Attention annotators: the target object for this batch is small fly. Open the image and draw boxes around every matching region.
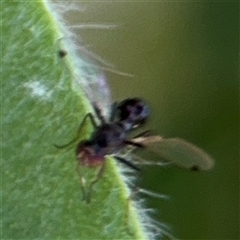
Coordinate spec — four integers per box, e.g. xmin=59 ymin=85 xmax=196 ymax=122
xmin=55 ymin=98 xmax=214 ymax=202
xmin=55 ymin=98 xmax=148 ymax=202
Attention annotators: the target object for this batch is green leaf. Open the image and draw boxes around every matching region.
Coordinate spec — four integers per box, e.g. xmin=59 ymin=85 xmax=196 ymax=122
xmin=2 ymin=1 xmax=159 ymax=239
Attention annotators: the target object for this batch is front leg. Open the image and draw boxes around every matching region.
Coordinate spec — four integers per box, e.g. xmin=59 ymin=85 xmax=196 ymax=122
xmin=54 ymin=112 xmax=98 ymax=149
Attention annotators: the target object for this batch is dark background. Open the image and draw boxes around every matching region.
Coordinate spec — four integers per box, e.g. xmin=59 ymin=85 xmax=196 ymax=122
xmin=65 ymin=2 xmax=239 ymax=239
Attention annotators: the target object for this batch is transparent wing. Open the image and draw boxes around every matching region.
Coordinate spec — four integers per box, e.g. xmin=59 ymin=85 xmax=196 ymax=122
xmin=74 ymin=62 xmax=112 ymax=119
xmin=131 ymin=136 xmax=214 ymax=171
xmin=58 ymin=36 xmax=112 ymax=120
xmin=83 ymin=71 xmax=111 ymax=119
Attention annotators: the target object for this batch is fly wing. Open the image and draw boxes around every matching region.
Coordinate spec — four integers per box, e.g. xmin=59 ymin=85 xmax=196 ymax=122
xmin=84 ymin=71 xmax=111 ymax=119
xmin=132 ymin=136 xmax=214 ymax=171
xmin=75 ymin=62 xmax=111 ymax=119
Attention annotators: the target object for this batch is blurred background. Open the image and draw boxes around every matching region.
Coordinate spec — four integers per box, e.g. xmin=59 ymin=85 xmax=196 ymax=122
xmin=63 ymin=2 xmax=239 ymax=239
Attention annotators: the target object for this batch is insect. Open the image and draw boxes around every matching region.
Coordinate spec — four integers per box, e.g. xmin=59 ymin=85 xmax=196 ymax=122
xmin=55 ymin=98 xmax=214 ymax=202
xmin=55 ymin=98 xmax=148 ymax=202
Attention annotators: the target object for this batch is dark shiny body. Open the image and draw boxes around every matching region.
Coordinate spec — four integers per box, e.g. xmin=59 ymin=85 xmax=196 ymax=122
xmin=90 ymin=123 xmax=126 ymax=154
xmin=55 ymin=97 xmax=214 ymax=203
xmin=76 ymin=122 xmax=127 ymax=167
xmin=117 ymin=98 xmax=148 ymax=130
xmin=75 ymin=98 xmax=148 ymax=168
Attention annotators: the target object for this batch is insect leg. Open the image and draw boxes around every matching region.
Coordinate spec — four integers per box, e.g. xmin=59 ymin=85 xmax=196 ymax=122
xmin=92 ymin=102 xmax=106 ymax=124
xmin=86 ymin=112 xmax=98 ymax=129
xmin=114 ymin=156 xmax=140 ymax=171
xmin=133 ymin=130 xmax=151 ymax=138
xmin=54 ymin=112 xmax=98 ymax=149
xmin=109 ymin=101 xmax=118 ymax=122
xmin=76 ymin=164 xmax=88 ymax=202
xmin=124 ymin=140 xmax=144 ymax=148
xmin=86 ymin=163 xmax=106 ymax=203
